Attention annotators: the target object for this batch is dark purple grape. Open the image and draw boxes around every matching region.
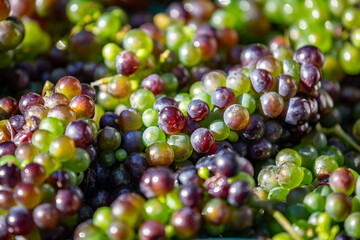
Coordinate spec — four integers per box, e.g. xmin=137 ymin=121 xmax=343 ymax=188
xmin=182 ymin=118 xmax=200 ymax=135
xmin=65 ymin=120 xmax=94 ymax=148
xmin=89 ymin=189 xmax=110 ymax=210
xmin=240 ymin=114 xmax=265 ymax=142
xmin=6 ymin=206 xmax=34 ymax=235
xmin=140 ymin=167 xmax=174 ymax=198
xmin=115 ymin=50 xmax=139 ymax=76
xmin=55 ymin=189 xmax=82 ymax=215
xmin=214 ymin=150 xmax=241 ymax=177
xmin=95 ymin=127 xmax=122 ymax=152
xmin=229 ymin=205 xmax=254 ymax=231
xmin=205 ymin=175 xmax=230 ymax=198
xmin=9 ymin=115 xmax=26 ymax=133
xmin=276 ymin=74 xmax=298 ymax=99
xmin=153 ymin=96 xmax=178 ymax=112
xmin=171 ymin=65 xmax=189 ymax=90
xmin=171 ymin=207 xmax=201 ymax=238
xmin=124 ymin=153 xmax=150 ymax=179
xmin=300 ymin=62 xmax=321 ymax=90
xmin=191 ymin=128 xmax=215 ymax=154
xmin=241 ymin=44 xmax=271 ymax=68
xmin=110 ymin=165 xmax=132 ymax=187
xmin=0 ymin=216 xmax=12 ymax=240
xmin=282 ymin=97 xmax=311 ymax=125
xmin=21 ymin=162 xmax=46 ymax=185
xmin=211 ymin=87 xmax=236 ymax=110
xmin=0 ymin=141 xmax=16 ymax=157
xmin=166 ymin=2 xmax=190 ymax=21
xmin=293 ymin=45 xmax=324 ymax=68
xmin=139 ymin=220 xmax=166 ymax=240
xmin=19 ymin=92 xmax=44 ymax=115
xmin=99 ymin=112 xmax=120 ymax=130
xmin=176 ymin=167 xmax=203 ymax=186
xmin=250 ymin=69 xmax=274 ymax=94
xmin=141 ymin=74 xmax=164 ymax=95
xmin=227 ymin=180 xmax=252 ymax=206
xmin=186 ymin=99 xmax=210 ymax=122
xmin=158 ymin=106 xmax=186 ymax=135
xmin=48 ymin=170 xmax=70 ymax=190
xmin=81 ymin=83 xmax=96 ymax=100
xmin=0 ymin=163 xmax=21 ymax=188
xmin=120 ymin=130 xmax=145 ymax=154
xmin=0 ymin=189 xmax=15 ymax=210
xmin=179 ymin=185 xmax=203 ymax=208
xmin=248 ymin=138 xmax=272 ymax=161
xmin=0 ymin=97 xmax=18 ymax=119
xmin=33 ymin=203 xmax=59 ymax=229
xmin=265 ymin=121 xmax=283 ymax=143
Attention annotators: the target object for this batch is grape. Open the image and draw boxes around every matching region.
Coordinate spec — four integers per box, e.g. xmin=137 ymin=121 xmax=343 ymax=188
xmin=123 ymin=29 xmax=153 ymax=60
xmin=130 ymin=89 xmax=156 ymax=112
xmin=55 ymin=189 xmax=81 ymax=215
xmin=241 ymin=44 xmax=271 ymax=68
xmin=107 ymin=222 xmax=134 ymax=240
xmin=258 ymin=165 xmax=279 ymax=192
xmin=303 ymin=192 xmax=325 ymax=213
xmin=275 ymin=148 xmax=302 ymax=166
xmin=325 ymin=192 xmax=352 ymax=222
xmin=21 ymin=162 xmax=46 ymax=185
xmin=19 ymin=92 xmax=44 ymax=115
xmin=193 ymin=34 xmax=217 ymax=60
xmin=256 ymin=55 xmax=282 ymax=77
xmin=33 ymin=152 xmax=59 ymax=177
xmin=179 ymin=185 xmax=203 ymax=208
xmin=178 ymin=42 xmax=201 ymax=67
xmin=223 ymin=104 xmax=250 ymax=130
xmin=143 ymin=199 xmax=170 ymax=224
xmin=345 ymin=212 xmax=360 ymax=239
xmin=167 ymin=134 xmax=193 ymax=162
xmin=95 ymin=127 xmax=122 ymax=152
xmin=268 ymin=187 xmax=289 ymax=202
xmin=121 ymin=130 xmax=145 ymax=154
xmin=142 ymin=126 xmax=166 ymax=147
xmin=186 ymin=99 xmax=210 ymax=122
xmin=55 ymin=76 xmax=81 ymax=101
xmin=49 ymin=135 xmax=76 ymax=162
xmin=277 ymin=162 xmax=304 ymax=189
xmin=69 ymin=94 xmax=95 ymax=119
xmin=0 ymin=0 xmax=10 ymax=20
xmin=226 ymin=72 xmax=251 ymax=96
xmin=171 ymin=207 xmax=201 ymax=238
xmin=0 ymin=17 xmax=24 ymax=51
xmin=141 ymin=74 xmax=165 ymax=95
xmin=191 ymin=128 xmax=215 ymax=154
xmin=227 ymin=180 xmax=251 ymax=206
xmin=329 ymin=168 xmax=356 ymax=196
xmin=119 ymin=108 xmax=143 ymax=131
xmin=6 ymin=206 xmax=34 ymax=235
xmin=0 ymin=189 xmax=15 ymax=210
xmin=250 ymin=69 xmax=274 ymax=94
xmin=202 ymin=198 xmax=230 ymax=225
xmin=65 ymin=120 xmax=94 ymax=149
xmin=236 ymin=93 xmax=256 ymax=114
xmin=115 ymin=51 xmax=139 ymax=76
xmin=202 ymin=71 xmax=226 ymax=95
xmin=211 ymin=87 xmax=236 ymax=110
xmin=139 ymin=220 xmax=166 ymax=240
xmin=314 ymin=155 xmax=339 ymax=179
xmin=205 ymin=175 xmax=230 ymax=198
xmin=140 ymin=167 xmax=174 ymax=198
xmin=158 ymin=106 xmax=186 ymax=135
xmin=110 ymin=200 xmax=140 ymax=227
xmin=293 ymin=45 xmax=324 ymax=68
xmin=33 ymin=203 xmax=59 ymax=229
xmin=47 ymin=104 xmax=76 ymax=126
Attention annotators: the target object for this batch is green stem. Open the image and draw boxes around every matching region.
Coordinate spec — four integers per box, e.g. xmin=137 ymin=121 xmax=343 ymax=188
xmin=273 ymin=211 xmax=303 ymax=240
xmin=91 ymin=75 xmax=118 ymax=87
xmin=317 ymin=124 xmax=360 ymax=152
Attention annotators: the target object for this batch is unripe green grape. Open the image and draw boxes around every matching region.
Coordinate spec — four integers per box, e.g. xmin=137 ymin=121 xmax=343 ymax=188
xmin=268 ymin=186 xmax=289 ymax=202
xmin=66 ymin=0 xmax=103 ymax=24
xmin=34 ymin=152 xmax=60 ymax=177
xmin=178 ymin=99 xmax=191 ymax=116
xmin=49 ymin=135 xmax=76 ymax=162
xmin=209 ymin=120 xmax=230 ymax=141
xmin=322 ymin=55 xmax=345 ymax=82
xmin=325 ymin=192 xmax=352 ymax=222
xmin=123 ymin=29 xmax=153 ymax=60
xmin=339 ymin=42 xmax=360 ymax=75
xmin=142 ymin=108 xmax=158 ymax=127
xmin=227 ymin=131 xmax=239 ymax=142
xmin=93 ymin=207 xmax=112 ymax=232
xmin=102 ymin=43 xmax=121 ymax=69
xmin=142 ymin=126 xmax=166 ymax=147
xmin=303 ymin=192 xmax=325 ymax=213
xmin=167 ymin=134 xmax=193 ymax=162
xmin=115 ymin=149 xmax=127 ymax=162
xmin=236 ymin=93 xmax=256 ymax=114
xmin=189 ymin=81 xmax=204 ymax=97
xmin=351 ymin=28 xmax=360 ymax=48
xmin=143 ymin=199 xmax=170 ymax=224
xmin=282 ymin=59 xmax=300 ymax=83
xmin=95 ymin=12 xmax=121 ymax=41
xmin=62 ymin=148 xmax=91 ymax=173
xmin=258 ymin=165 xmax=279 ymax=192
xmin=178 ymin=43 xmax=201 ymax=67
xmin=32 ymin=129 xmax=54 ymax=152
xmin=294 ymin=144 xmax=318 ymax=169
xmin=314 ymin=155 xmax=339 ymax=177
xmin=162 ymin=73 xmax=179 ymax=93
xmin=174 ymin=93 xmax=191 ymax=103
xmin=342 ymin=8 xmax=360 ymax=30
xmin=130 ymin=89 xmax=156 ymax=112
xmin=39 ymin=117 xmax=65 ymax=137
xmin=210 ymin=9 xmax=236 ymax=29
xmin=319 ymin=146 xmax=344 ymax=166
xmin=0 ymin=155 xmax=20 ymax=167
xmin=345 ymin=212 xmax=360 ymax=238
xmin=226 ymin=72 xmax=251 ymax=96
xmin=275 ymin=148 xmax=302 ymax=167
xmin=301 ymin=167 xmax=313 ymax=185
xmin=277 ymin=162 xmax=304 ymax=189
xmin=165 ymin=26 xmax=188 ymax=53
xmin=97 ymin=91 xmax=121 ymax=111
xmin=272 ymin=232 xmax=292 ymax=240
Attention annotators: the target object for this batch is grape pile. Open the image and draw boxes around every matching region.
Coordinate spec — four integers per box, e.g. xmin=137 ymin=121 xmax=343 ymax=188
xmin=0 ymin=0 xmax=360 ymax=240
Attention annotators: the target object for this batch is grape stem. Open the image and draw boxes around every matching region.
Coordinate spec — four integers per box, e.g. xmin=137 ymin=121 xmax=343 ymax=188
xmin=91 ymin=75 xmax=117 ymax=87
xmin=316 ymin=123 xmax=360 ymax=152
xmin=250 ymin=200 xmax=303 ymax=240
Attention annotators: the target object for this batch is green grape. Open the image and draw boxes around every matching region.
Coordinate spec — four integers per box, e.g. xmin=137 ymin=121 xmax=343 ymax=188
xmin=95 ymin=12 xmax=121 ymax=41
xmin=353 ymin=119 xmax=360 ymax=140
xmin=123 ymin=29 xmax=153 ymax=60
xmin=167 ymin=134 xmax=193 ymax=162
xmin=16 ymin=20 xmax=40 ymax=53
xmin=99 ymin=151 xmax=116 ymax=167
xmin=115 ymin=149 xmax=127 ymax=162
xmin=93 ymin=207 xmax=112 ymax=232
xmin=301 ymin=167 xmax=313 ymax=185
xmin=31 ymin=129 xmax=54 ymax=152
xmin=210 ymin=9 xmax=236 ymax=29
xmin=282 ymin=59 xmax=300 ymax=83
xmin=318 ymin=146 xmax=344 ymax=166
xmin=209 ymin=120 xmax=230 ymax=141
xmin=65 ymin=169 xmax=78 ymax=186
xmin=345 ymin=212 xmax=360 ymax=238
xmin=342 ymin=8 xmax=360 ymax=30
xmin=284 ymin=204 xmax=310 ymax=223
xmin=303 ymin=192 xmax=325 ymax=213
xmin=178 ymin=43 xmax=201 ymax=67
xmin=142 ymin=126 xmax=166 ymax=147
xmin=189 ymin=81 xmax=204 ymax=97
xmin=39 ymin=117 xmax=65 ymax=137
xmin=277 ymin=162 xmax=304 ymax=189
xmin=227 ymin=131 xmax=239 ymax=142
xmin=0 ymin=155 xmax=20 ymax=167
xmin=62 ymin=148 xmax=91 ymax=173
xmin=263 ymin=0 xmax=283 ymax=24
xmin=351 ymin=195 xmax=360 ymax=213
xmin=351 ymin=28 xmax=360 ymax=49
xmin=80 ymin=118 xmax=99 ymax=137
xmin=301 ymin=131 xmax=327 ymax=150
xmin=228 ymin=172 xmax=255 ymax=188
xmin=268 ymin=186 xmax=289 ymax=202
xmin=236 ymin=93 xmax=256 ymax=114
xmin=275 ymin=148 xmax=302 ymax=167
xmin=325 ymin=192 xmax=352 ymax=222
xmin=226 ymin=72 xmax=251 ymax=96
xmin=102 ymin=43 xmax=121 ymax=69
xmin=130 ymin=89 xmax=156 ymax=112
xmin=165 ymin=26 xmax=188 ymax=53
xmin=97 ymin=91 xmax=121 ymax=111
xmin=304 ymin=25 xmax=332 ymax=53
xmin=322 ymin=56 xmax=345 ymax=83
xmin=40 ymin=183 xmax=55 ymax=203
xmin=329 ymin=0 xmax=347 ymax=17
xmin=66 ymin=0 xmax=103 ymax=23
xmin=294 ymin=144 xmax=318 ymax=169
xmin=174 ymin=93 xmax=191 ymax=103
xmin=281 ymin=0 xmax=302 ymax=24
xmin=49 ymin=136 xmax=76 ymax=162
xmin=258 ymin=165 xmax=279 ymax=192
xmin=339 ymin=42 xmax=360 ymax=75
xmin=198 ymin=167 xmax=210 ymax=180
xmin=162 ymin=73 xmax=179 ymax=93
xmin=165 ymin=187 xmax=182 ymax=210
xmin=304 ymin=0 xmax=330 ymax=23
xmin=292 ymin=219 xmax=312 ymax=239
xmin=314 ymin=185 xmax=333 ymax=198
xmin=314 ymin=155 xmax=339 ymax=177
xmin=192 ymin=93 xmax=214 ymax=111
xmin=143 ymin=199 xmax=170 ymax=224
xmin=178 ymin=99 xmax=191 ymax=116
xmin=142 ymin=108 xmax=158 ymax=127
